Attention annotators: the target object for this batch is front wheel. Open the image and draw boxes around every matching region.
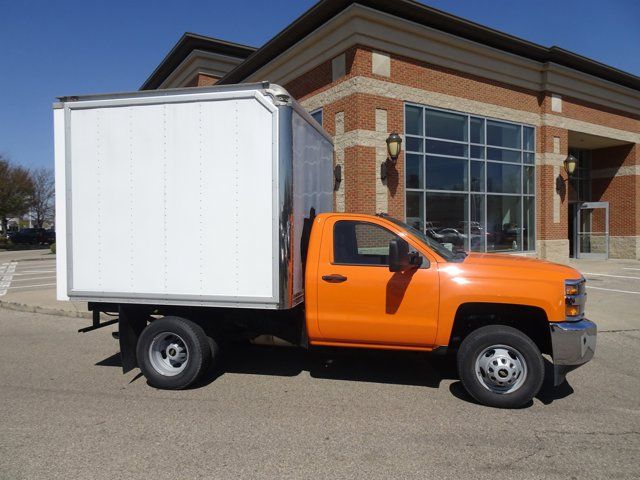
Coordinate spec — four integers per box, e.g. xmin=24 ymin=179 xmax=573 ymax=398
xmin=136 ymin=316 xmax=212 ymax=390
xmin=457 ymin=325 xmax=544 ymax=408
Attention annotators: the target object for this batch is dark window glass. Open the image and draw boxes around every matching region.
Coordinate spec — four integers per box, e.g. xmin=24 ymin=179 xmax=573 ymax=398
xmin=406 ymin=136 xmax=423 ymax=153
xmin=470 ymin=117 xmax=484 ymax=144
xmin=426 ymin=139 xmax=467 ymax=157
xmin=524 ymin=166 xmax=535 ymax=195
xmin=406 ymin=105 xmax=423 ymax=136
xmin=406 ymin=191 xmax=424 ymax=232
xmin=487 ymin=120 xmax=521 ymax=149
xmin=470 ymin=194 xmax=485 ymax=252
xmin=426 ymin=109 xmax=468 ymax=142
xmin=487 ymin=148 xmax=521 ymax=163
xmin=426 ymin=156 xmax=467 ymax=191
xmin=470 ymin=145 xmax=485 ymax=159
xmin=406 ymin=154 xmax=424 ymax=189
xmin=523 ymin=126 xmax=535 ymax=152
xmin=487 ymin=195 xmax=522 ymax=252
xmin=470 ymin=161 xmax=484 ymax=192
xmin=333 ymin=221 xmax=404 ymax=265
xmin=487 ymin=163 xmax=521 ymax=194
xmin=310 ymin=109 xmax=322 ymax=125
xmin=425 ymin=192 xmax=469 ymax=251
xmin=523 ymin=196 xmax=535 ymax=251
xmin=523 ymin=152 xmax=535 ymax=165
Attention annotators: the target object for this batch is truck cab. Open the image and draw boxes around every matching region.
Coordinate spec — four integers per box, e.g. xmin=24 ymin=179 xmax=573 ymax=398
xmin=303 ymin=213 xmax=596 ymax=408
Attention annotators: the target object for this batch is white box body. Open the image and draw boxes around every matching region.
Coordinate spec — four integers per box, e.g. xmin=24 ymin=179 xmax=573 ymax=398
xmin=54 ymin=83 xmax=333 ymax=309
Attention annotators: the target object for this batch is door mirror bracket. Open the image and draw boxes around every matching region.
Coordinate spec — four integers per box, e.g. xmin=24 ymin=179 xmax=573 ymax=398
xmin=410 ymin=253 xmax=423 ymax=268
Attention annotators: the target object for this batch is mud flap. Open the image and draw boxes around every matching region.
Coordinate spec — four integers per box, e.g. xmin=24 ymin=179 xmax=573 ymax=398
xmin=118 ymin=306 xmax=148 ymax=374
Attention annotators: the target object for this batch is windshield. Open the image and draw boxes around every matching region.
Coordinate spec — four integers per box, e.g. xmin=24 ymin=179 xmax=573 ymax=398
xmin=384 ymin=215 xmax=465 ymax=262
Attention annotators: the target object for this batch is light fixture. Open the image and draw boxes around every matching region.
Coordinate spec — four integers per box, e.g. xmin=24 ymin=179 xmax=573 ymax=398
xmin=564 ymin=154 xmax=578 ymax=176
xmin=382 ymin=133 xmax=403 ymax=182
xmin=386 ymin=132 xmax=402 ymax=164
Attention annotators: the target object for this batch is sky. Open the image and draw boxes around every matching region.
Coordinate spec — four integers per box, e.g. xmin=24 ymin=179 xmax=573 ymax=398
xmin=0 ymin=0 xmax=638 ymax=170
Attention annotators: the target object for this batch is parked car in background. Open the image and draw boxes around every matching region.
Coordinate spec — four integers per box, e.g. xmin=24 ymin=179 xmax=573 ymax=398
xmin=6 ymin=228 xmax=55 ymax=245
xmin=44 ymin=229 xmax=56 ymax=245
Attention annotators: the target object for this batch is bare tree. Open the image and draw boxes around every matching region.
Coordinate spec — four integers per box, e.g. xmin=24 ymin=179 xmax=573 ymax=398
xmin=0 ymin=156 xmax=34 ymax=233
xmin=29 ymin=167 xmax=55 ymax=228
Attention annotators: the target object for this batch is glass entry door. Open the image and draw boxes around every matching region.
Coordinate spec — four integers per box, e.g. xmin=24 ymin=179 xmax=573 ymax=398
xmin=575 ymin=202 xmax=609 ymax=259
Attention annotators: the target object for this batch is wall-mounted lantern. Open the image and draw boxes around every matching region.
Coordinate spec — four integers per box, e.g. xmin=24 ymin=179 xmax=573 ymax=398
xmin=563 ymin=154 xmax=578 ymax=176
xmin=556 ymin=154 xmax=578 ymax=195
xmin=386 ymin=132 xmax=402 ymax=164
xmin=381 ymin=132 xmax=402 ymax=181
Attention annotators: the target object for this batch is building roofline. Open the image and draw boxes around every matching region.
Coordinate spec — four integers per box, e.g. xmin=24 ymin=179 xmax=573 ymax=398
xmin=141 ymin=33 xmax=256 ymax=90
xmin=217 ymin=0 xmax=640 ymax=92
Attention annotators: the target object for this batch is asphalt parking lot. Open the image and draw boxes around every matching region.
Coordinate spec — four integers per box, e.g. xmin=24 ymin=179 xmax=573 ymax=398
xmin=0 ymin=254 xmax=55 ymax=296
xmin=0 ymin=255 xmax=638 ymax=479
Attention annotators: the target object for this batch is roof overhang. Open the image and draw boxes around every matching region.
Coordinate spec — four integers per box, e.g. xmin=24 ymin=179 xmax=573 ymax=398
xmin=217 ymin=1 xmax=640 ymax=115
xmin=141 ymin=33 xmax=256 ymax=90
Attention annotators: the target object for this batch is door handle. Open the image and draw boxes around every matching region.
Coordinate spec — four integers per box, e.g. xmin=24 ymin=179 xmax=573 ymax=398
xmin=322 ymin=274 xmax=347 ymax=283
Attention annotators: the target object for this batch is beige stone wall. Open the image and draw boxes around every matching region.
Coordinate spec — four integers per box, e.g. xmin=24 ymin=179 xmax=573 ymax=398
xmin=536 ymin=239 xmax=570 ymax=264
xmin=609 ymin=236 xmax=640 ymax=260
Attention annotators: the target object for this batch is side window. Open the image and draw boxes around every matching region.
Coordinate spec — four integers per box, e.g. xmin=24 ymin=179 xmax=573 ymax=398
xmin=333 ymin=221 xmax=408 ymax=266
xmin=310 ymin=108 xmax=323 ymax=126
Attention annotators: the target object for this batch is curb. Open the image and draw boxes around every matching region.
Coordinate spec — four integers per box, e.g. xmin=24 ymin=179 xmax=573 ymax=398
xmin=0 ymin=300 xmax=92 ymax=319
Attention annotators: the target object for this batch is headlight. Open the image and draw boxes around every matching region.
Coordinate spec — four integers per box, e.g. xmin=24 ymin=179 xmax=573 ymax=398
xmin=565 ymin=278 xmax=586 ymax=320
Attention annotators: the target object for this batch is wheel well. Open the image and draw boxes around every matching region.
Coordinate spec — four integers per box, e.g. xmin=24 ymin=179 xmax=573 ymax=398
xmin=449 ymin=303 xmax=552 ymax=355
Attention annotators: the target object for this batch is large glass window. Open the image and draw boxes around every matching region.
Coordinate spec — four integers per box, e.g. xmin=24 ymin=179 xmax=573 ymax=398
xmin=405 ymin=105 xmax=535 ymax=253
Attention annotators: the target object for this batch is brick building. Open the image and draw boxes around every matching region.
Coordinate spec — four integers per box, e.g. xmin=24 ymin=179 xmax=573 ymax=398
xmin=142 ymin=0 xmax=640 ymax=263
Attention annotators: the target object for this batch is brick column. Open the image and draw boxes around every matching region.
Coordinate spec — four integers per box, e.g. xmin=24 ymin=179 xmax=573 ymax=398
xmin=536 ymin=126 xmax=570 ymax=263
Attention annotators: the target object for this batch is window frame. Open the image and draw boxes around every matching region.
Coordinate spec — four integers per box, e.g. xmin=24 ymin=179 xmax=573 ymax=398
xmin=404 ymin=103 xmax=536 ymax=253
xmin=331 ymin=220 xmax=407 ymax=267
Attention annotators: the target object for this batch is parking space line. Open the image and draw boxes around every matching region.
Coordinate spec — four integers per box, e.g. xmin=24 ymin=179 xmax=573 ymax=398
xmin=583 ymin=272 xmax=640 ymax=280
xmin=623 ymin=268 xmax=640 ymax=271
xmin=11 ymin=276 xmax=56 ymax=283
xmin=11 ymin=271 xmax=55 ymax=276
xmin=17 ymin=265 xmax=56 ymax=270
xmin=7 ymin=283 xmax=56 ymax=290
xmin=587 ymin=286 xmax=640 ymax=295
xmin=0 ymin=261 xmax=18 ymax=296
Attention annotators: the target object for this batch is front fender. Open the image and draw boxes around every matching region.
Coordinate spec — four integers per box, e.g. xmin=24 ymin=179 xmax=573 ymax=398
xmin=435 ymin=263 xmax=565 ymax=346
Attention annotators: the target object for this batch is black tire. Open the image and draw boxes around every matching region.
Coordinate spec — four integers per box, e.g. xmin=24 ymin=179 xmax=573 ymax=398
xmin=457 ymin=325 xmax=544 ymax=409
xmin=137 ymin=316 xmax=212 ymax=390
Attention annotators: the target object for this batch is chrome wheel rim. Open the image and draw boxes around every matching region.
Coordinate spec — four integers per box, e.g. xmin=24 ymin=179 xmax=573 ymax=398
xmin=474 ymin=344 xmax=527 ymax=394
xmin=149 ymin=332 xmax=189 ymax=376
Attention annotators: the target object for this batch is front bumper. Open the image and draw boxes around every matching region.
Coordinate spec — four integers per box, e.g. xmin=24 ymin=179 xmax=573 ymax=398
xmin=549 ymin=319 xmax=597 ymax=386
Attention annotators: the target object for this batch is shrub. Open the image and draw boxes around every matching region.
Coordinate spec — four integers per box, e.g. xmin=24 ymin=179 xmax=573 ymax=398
xmin=50 ymin=242 xmax=56 ymax=254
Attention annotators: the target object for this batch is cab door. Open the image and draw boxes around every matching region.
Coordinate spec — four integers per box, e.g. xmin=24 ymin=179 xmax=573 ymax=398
xmin=315 ymin=218 xmax=439 ymax=346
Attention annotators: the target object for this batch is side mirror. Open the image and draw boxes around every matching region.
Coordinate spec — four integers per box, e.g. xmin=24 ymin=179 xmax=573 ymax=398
xmin=388 ymin=239 xmax=411 ymax=272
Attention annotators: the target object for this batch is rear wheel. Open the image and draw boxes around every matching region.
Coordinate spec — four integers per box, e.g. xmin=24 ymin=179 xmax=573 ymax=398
xmin=137 ymin=316 xmax=212 ymax=390
xmin=457 ymin=325 xmax=544 ymax=408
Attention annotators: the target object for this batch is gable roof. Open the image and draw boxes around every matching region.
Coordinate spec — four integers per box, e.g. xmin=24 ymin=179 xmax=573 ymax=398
xmin=217 ymin=0 xmax=639 ymax=91
xmin=141 ymin=33 xmax=256 ymax=90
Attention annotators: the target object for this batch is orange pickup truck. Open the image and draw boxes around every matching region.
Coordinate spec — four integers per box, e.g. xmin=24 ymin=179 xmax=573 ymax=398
xmin=119 ymin=211 xmax=596 ymax=409
xmin=56 ymin=84 xmax=596 ymax=409
xmin=303 ymin=212 xmax=596 ymax=408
